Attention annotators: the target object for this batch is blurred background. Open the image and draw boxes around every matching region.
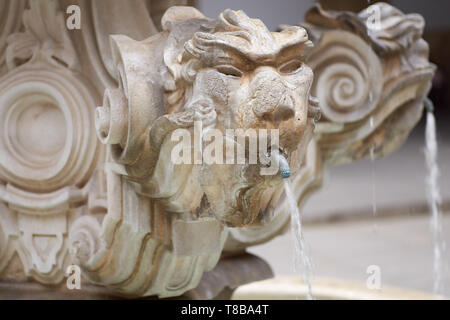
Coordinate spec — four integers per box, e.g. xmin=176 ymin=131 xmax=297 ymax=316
xmin=197 ymin=0 xmax=450 ymax=296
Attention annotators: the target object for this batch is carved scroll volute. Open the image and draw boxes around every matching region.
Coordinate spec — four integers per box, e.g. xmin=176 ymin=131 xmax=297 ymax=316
xmin=68 ymin=166 xmax=227 ymax=298
xmin=95 ymin=34 xmax=165 ymax=172
xmin=307 ymin=30 xmax=383 ymax=123
xmin=302 ymin=3 xmax=435 ymax=165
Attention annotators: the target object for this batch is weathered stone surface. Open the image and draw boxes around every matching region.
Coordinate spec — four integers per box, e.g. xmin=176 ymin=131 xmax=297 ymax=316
xmin=0 ymin=1 xmax=434 ymax=299
xmin=83 ymin=6 xmax=316 ymax=297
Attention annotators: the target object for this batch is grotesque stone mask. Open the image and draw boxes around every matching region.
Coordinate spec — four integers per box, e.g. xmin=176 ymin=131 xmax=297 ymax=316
xmin=183 ymin=10 xmax=313 ymax=143
xmin=156 ymin=8 xmax=317 ymax=226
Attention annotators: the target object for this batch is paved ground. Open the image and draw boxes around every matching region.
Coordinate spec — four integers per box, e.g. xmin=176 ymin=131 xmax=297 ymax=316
xmin=249 ymin=214 xmax=450 ymax=297
xmin=302 ymin=122 xmax=450 ymax=222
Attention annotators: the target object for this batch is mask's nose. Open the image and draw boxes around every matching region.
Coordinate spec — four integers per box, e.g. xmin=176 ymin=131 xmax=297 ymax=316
xmin=251 ymin=68 xmax=295 ymax=122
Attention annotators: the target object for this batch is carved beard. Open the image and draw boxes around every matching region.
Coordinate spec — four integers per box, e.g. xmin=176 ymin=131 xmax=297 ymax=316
xmin=144 ymin=110 xmax=284 ymax=226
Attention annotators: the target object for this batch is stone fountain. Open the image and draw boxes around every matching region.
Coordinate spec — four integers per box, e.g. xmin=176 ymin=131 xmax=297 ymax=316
xmin=0 ymin=0 xmax=434 ymax=299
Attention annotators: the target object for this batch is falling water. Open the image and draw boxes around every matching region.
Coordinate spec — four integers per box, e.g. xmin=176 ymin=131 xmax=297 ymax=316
xmin=272 ymin=150 xmax=313 ymax=299
xmin=424 ymin=99 xmax=445 ymax=295
xmin=365 ymin=1 xmax=378 ymax=231
xmin=284 ymin=179 xmax=314 ymax=300
xmin=369 ymin=116 xmax=378 ymax=233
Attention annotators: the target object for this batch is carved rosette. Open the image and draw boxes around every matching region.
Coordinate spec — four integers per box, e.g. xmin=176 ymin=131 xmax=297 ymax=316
xmin=0 ymin=64 xmax=97 ymax=192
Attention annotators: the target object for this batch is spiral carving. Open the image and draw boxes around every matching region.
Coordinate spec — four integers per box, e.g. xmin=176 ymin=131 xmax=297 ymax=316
xmin=308 ymin=30 xmax=382 ymax=123
xmin=95 ymin=35 xmax=164 ymax=167
xmin=68 ymin=216 xmax=102 ymax=266
xmin=95 ymin=87 xmax=128 ymax=145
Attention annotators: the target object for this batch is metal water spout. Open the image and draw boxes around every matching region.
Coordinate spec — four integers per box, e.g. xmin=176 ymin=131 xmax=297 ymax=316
xmin=425 ymin=97 xmax=434 ymax=113
xmin=271 ymin=149 xmax=290 ymax=178
xmin=279 ymin=154 xmax=290 ymax=178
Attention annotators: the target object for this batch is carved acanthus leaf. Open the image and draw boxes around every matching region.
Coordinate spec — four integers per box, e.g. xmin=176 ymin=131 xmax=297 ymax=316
xmin=6 ymin=0 xmax=78 ymax=70
xmin=304 ymin=3 xmax=428 ymax=58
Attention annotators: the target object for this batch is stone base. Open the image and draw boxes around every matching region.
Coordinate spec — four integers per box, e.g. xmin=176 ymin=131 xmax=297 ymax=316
xmin=0 ymin=253 xmax=273 ymax=300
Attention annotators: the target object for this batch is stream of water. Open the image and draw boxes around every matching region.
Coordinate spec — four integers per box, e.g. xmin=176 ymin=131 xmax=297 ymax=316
xmin=424 ymin=107 xmax=446 ymax=295
xmin=369 ymin=116 xmax=378 ymax=233
xmin=284 ymin=179 xmax=314 ymax=300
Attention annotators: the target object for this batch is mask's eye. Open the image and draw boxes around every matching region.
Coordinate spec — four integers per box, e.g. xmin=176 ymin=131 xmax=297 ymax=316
xmin=215 ymin=65 xmax=243 ymax=78
xmin=279 ymin=60 xmax=303 ymax=74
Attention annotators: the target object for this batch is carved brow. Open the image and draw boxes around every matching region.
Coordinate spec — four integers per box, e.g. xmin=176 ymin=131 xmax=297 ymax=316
xmin=210 ymin=53 xmax=254 ymax=71
xmin=209 ymin=44 xmax=306 ymax=71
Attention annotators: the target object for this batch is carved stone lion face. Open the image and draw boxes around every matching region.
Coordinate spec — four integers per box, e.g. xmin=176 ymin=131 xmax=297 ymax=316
xmin=154 ymin=9 xmax=316 ymax=227
xmin=185 ymin=21 xmax=313 ymax=149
